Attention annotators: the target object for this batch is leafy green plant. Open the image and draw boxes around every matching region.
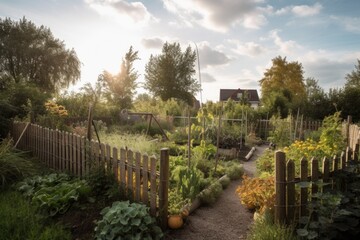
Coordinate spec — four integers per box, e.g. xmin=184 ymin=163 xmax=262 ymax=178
xmin=17 ymin=173 xmax=91 ymax=216
xmin=0 ymin=138 xmax=37 ymax=188
xmin=94 ymin=201 xmax=163 ymax=240
xmin=297 ymin=167 xmax=360 ymax=240
xmin=168 ymin=189 xmax=190 ymax=215
xmin=198 ymin=181 xmax=223 ymax=205
xmin=0 ymin=190 xmax=71 ymax=240
xmin=256 ymin=149 xmax=275 ymax=175
xmin=173 ymin=166 xmax=204 ymax=200
xmin=218 ymin=175 xmax=231 ymax=189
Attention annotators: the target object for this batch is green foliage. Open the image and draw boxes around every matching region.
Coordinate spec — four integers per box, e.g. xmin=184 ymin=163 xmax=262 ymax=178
xmin=0 ymin=190 xmax=71 ymax=240
xmin=297 ymin=166 xmax=360 ymax=239
xmin=260 ymin=56 xmax=306 ymax=117
xmin=224 ymin=161 xmax=244 ymax=180
xmin=173 ymin=166 xmax=203 ymax=200
xmin=144 ymin=42 xmax=200 ymax=105
xmin=102 ymin=46 xmax=139 ymax=110
xmin=17 ymin=173 xmax=91 ymax=217
xmin=247 ymin=211 xmax=299 ymax=240
xmin=268 ymin=115 xmax=292 ymax=147
xmin=256 ymin=149 xmax=275 ymax=175
xmin=0 ymin=138 xmax=37 ymax=188
xmin=192 ymin=141 xmax=217 ymax=161
xmin=168 ymin=189 xmax=190 ymax=215
xmin=0 ymin=17 xmax=80 ymax=93
xmin=218 ymin=175 xmax=231 ymax=189
xmin=198 ymin=181 xmax=223 ymax=205
xmin=94 ymin=201 xmax=163 ymax=240
xmin=87 ymin=169 xmax=121 ymax=199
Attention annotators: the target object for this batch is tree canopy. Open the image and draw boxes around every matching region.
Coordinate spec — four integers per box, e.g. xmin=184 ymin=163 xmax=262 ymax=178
xmin=144 ymin=42 xmax=200 ymax=105
xmin=0 ymin=17 xmax=81 ymax=92
xmin=345 ymin=59 xmax=360 ymax=89
xmin=259 ymin=56 xmax=306 ymax=116
xmin=102 ymin=46 xmax=139 ymax=110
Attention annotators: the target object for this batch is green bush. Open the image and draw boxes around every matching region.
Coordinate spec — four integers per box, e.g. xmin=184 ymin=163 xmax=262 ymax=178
xmin=0 ymin=138 xmax=36 ymax=188
xmin=94 ymin=201 xmax=163 ymax=240
xmin=256 ymin=149 xmax=275 ymax=175
xmin=224 ymin=161 xmax=244 ymax=180
xmin=218 ymin=175 xmax=231 ymax=189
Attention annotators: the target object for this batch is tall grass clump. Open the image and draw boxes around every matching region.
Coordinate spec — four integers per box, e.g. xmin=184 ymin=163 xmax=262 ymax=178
xmin=0 ymin=138 xmax=36 ymax=188
xmin=247 ymin=212 xmax=298 ymax=240
xmin=99 ymin=131 xmax=161 ymax=155
xmin=0 ymin=190 xmax=71 ymax=240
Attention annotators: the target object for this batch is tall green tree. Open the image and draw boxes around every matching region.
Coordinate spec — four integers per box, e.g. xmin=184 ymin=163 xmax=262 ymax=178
xmin=303 ymin=78 xmax=331 ymax=120
xmin=345 ymin=59 xmax=360 ymax=88
xmin=144 ymin=42 xmax=200 ymax=105
xmin=0 ymin=17 xmax=81 ymax=92
xmin=259 ymin=56 xmax=306 ymax=117
xmin=102 ymin=46 xmax=139 ymax=110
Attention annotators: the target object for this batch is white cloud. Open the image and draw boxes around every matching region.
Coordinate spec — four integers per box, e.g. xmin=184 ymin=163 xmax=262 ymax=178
xmin=141 ymin=37 xmax=164 ymax=49
xmin=292 ymin=3 xmax=322 ymax=17
xmin=270 ymin=30 xmax=301 ymax=54
xmin=330 ymin=15 xmax=360 ymax=33
xmin=201 ymin=72 xmax=217 ymax=83
xmin=198 ymin=42 xmax=231 ymax=68
xmin=162 ymin=0 xmax=267 ymax=32
xmin=85 ymin=0 xmax=156 ymax=27
xmin=229 ymin=40 xmax=267 ymax=57
xmin=274 ymin=3 xmax=322 ymax=17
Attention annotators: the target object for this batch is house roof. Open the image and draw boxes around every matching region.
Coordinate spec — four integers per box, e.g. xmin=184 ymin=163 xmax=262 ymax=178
xmin=219 ymin=89 xmax=260 ymax=102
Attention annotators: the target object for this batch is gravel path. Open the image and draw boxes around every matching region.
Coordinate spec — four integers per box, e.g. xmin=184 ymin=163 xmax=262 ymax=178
xmin=164 ymin=145 xmax=268 ymax=240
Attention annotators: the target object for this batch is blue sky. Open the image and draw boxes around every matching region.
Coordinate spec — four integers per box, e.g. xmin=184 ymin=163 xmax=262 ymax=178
xmin=1 ymin=0 xmax=360 ymax=103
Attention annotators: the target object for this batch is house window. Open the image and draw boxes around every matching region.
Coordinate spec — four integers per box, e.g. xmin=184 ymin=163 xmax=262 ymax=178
xmin=237 ymin=93 xmax=242 ymax=99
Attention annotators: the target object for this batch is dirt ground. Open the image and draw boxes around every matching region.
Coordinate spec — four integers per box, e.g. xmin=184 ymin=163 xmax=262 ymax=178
xmin=164 ymin=145 xmax=268 ymax=240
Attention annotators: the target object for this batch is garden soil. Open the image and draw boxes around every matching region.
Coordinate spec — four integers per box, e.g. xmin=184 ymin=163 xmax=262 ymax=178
xmin=164 ymin=144 xmax=268 ymax=240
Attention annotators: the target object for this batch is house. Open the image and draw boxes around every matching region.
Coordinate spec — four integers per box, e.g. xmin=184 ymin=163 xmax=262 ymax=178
xmin=219 ymin=88 xmax=260 ymax=108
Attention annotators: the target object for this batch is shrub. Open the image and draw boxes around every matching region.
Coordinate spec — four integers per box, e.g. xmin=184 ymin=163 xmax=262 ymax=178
xmin=0 ymin=138 xmax=36 ymax=188
xmin=218 ymin=175 xmax=231 ymax=189
xmin=256 ymin=149 xmax=275 ymax=175
xmin=224 ymin=161 xmax=244 ymax=180
xmin=94 ymin=201 xmax=163 ymax=240
xmin=236 ymin=175 xmax=275 ymax=213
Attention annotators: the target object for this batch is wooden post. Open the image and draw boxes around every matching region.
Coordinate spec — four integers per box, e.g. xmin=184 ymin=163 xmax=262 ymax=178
xmin=215 ymin=113 xmax=221 ymax=172
xmin=159 ymin=148 xmax=169 ymax=230
xmin=347 ymin=115 xmax=352 ymax=146
xmin=322 ymin=157 xmax=330 ymax=192
xmin=86 ymin=104 xmax=93 ymax=141
xmin=286 ymin=160 xmax=295 ymax=224
xmin=300 ymin=158 xmax=308 ymax=218
xmin=275 ymin=151 xmax=286 ymax=223
xmin=311 ymin=158 xmax=319 ymax=196
xmin=187 ymin=110 xmax=191 ymax=167
xmin=354 ymin=141 xmax=359 ymax=162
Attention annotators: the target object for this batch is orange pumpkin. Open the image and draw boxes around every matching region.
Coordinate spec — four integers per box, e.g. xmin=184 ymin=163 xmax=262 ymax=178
xmin=168 ymin=215 xmax=183 ymax=229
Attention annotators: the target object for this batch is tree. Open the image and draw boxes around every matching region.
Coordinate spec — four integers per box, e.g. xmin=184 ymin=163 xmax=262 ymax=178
xmin=144 ymin=42 xmax=200 ymax=105
xmin=303 ymin=78 xmax=331 ymax=120
xmin=259 ymin=56 xmax=306 ymax=116
xmin=345 ymin=59 xmax=360 ymax=88
xmin=102 ymin=46 xmax=139 ymax=110
xmin=0 ymin=17 xmax=81 ymax=92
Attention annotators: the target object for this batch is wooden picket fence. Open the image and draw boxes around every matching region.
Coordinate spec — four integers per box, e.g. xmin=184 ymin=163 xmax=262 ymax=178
xmin=274 ymin=146 xmax=358 ymax=224
xmin=11 ymin=121 xmax=169 ymax=229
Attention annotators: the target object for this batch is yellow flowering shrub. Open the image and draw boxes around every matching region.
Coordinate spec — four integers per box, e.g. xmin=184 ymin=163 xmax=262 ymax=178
xmin=38 ymin=100 xmax=69 ymax=130
xmin=236 ymin=175 xmax=275 ymax=214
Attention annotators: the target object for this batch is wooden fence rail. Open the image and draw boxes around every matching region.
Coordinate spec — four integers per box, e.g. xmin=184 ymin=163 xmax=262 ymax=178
xmin=274 ymin=146 xmax=358 ymax=224
xmin=11 ymin=121 xmax=169 ymax=229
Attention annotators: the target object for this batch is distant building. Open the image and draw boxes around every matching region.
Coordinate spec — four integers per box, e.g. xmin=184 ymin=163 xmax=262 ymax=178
xmin=219 ymin=88 xmax=260 ymax=109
